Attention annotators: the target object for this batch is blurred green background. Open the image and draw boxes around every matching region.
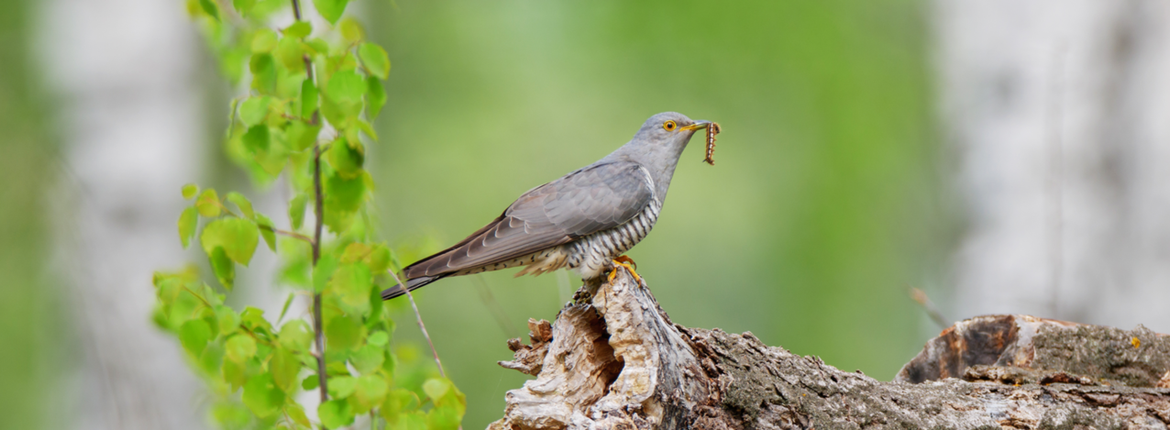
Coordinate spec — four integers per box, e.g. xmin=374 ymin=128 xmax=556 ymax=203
xmin=369 ymin=1 xmax=942 ymax=428
xmin=0 ymin=0 xmax=945 ymax=429
xmin=0 ymin=0 xmax=66 ymax=428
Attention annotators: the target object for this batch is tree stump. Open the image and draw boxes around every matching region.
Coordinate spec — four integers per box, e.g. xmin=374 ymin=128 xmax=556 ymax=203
xmin=489 ymin=270 xmax=1170 ymax=429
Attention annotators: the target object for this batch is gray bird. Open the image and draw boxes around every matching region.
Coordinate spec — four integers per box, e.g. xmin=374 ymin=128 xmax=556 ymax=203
xmin=381 ymin=112 xmax=713 ymax=300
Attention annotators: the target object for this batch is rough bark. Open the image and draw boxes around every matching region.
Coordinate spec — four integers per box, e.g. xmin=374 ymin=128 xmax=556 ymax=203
xmin=490 ymin=271 xmax=1170 ymax=430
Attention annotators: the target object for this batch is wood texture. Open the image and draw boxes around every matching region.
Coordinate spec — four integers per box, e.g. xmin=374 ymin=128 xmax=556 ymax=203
xmin=490 ymin=271 xmax=1170 ymax=429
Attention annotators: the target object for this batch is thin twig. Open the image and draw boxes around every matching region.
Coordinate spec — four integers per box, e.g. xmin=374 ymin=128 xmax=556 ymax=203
xmin=290 ymin=0 xmax=303 ymax=20
xmin=281 ymin=113 xmax=316 ymax=124
xmin=258 ymin=224 xmax=315 ymax=244
xmin=312 ymin=143 xmax=328 ymax=406
xmin=908 ymin=286 xmax=950 ymax=330
xmin=289 ymin=0 xmax=329 ymax=417
xmin=385 ymin=269 xmax=447 ymax=378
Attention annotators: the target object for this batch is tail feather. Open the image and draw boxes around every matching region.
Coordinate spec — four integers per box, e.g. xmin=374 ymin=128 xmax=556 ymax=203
xmin=381 ymin=275 xmax=443 ymax=300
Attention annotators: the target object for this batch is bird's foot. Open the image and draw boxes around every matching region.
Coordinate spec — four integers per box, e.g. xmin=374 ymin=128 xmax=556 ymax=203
xmin=606 ymin=255 xmax=641 ymax=283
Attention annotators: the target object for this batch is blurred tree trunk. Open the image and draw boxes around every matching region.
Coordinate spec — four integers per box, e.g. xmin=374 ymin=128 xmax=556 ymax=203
xmin=937 ymin=0 xmax=1170 ymax=331
xmin=39 ymin=1 xmax=210 ymax=429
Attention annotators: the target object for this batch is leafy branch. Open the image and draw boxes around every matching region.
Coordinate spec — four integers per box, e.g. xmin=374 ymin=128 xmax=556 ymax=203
xmin=153 ymin=0 xmax=465 ymax=429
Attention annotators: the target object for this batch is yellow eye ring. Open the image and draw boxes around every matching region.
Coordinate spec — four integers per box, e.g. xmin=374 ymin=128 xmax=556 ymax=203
xmin=663 ymin=120 xmax=677 ymax=131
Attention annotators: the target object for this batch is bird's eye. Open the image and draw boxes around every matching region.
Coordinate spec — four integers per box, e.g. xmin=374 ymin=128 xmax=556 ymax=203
xmin=663 ymin=120 xmax=677 ymax=131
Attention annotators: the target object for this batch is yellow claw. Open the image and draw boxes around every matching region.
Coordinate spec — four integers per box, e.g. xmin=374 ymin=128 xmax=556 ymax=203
xmin=607 ymin=255 xmax=641 ymax=283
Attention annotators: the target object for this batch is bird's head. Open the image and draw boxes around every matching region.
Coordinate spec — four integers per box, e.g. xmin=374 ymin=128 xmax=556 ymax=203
xmin=631 ymin=112 xmax=712 ymax=151
xmin=618 ymin=112 xmax=711 ymax=167
xmin=605 ymin=112 xmax=712 ymax=200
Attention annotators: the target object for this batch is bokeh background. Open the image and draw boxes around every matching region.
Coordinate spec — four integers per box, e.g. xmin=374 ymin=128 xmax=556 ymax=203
xmin=5 ymin=0 xmax=1170 ymax=429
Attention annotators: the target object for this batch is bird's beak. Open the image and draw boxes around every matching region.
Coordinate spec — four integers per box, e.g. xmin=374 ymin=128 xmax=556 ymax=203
xmin=680 ymin=120 xmax=711 ymax=132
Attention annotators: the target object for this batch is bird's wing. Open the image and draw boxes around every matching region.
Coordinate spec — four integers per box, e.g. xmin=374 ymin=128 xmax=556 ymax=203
xmin=404 ymin=161 xmax=655 ymax=278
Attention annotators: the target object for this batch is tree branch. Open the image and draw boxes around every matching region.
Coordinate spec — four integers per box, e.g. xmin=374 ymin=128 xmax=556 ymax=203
xmin=490 ymin=271 xmax=1170 ymax=429
xmin=311 ymin=142 xmax=328 ymax=409
xmin=288 ymin=0 xmax=328 ymax=418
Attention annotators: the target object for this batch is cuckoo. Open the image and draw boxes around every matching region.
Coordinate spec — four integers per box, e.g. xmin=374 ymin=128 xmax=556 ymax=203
xmin=381 ymin=112 xmax=714 ymax=300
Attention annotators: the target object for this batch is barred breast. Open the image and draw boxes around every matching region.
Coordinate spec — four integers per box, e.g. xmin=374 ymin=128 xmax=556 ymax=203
xmin=563 ymin=199 xmax=662 ymax=280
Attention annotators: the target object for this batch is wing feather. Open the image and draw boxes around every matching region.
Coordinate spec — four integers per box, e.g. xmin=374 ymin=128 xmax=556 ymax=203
xmin=403 ymin=162 xmax=655 ymax=279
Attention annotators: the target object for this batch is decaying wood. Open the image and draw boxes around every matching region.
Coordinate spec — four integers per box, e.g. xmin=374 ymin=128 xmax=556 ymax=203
xmin=490 ymin=271 xmax=1170 ymax=429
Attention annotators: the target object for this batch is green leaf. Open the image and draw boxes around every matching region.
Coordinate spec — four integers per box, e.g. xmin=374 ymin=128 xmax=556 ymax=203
xmin=225 ymin=191 xmax=255 ymax=219
xmin=232 ymin=0 xmax=255 ymax=15
xmin=198 ymin=340 xmax=224 ymax=375
xmin=240 ymin=307 xmax=273 ymax=333
xmin=289 ymin=193 xmax=308 ymax=230
xmin=326 ymin=70 xmax=366 ymax=105
xmin=380 ymin=349 xmax=396 ymax=375
xmin=365 ymin=244 xmax=390 ymax=274
xmin=285 ymin=403 xmax=311 ymax=428
xmin=367 ymin=331 xmax=389 ymax=347
xmin=312 ymin=254 xmax=337 ymax=293
xmin=332 ymin=262 xmax=372 ymax=310
xmin=179 ymin=319 xmax=212 ymax=357
xmin=389 ymin=411 xmax=427 ymax=430
xmin=225 ymin=334 xmax=257 ymax=364
xmin=350 ymin=344 xmax=384 ymax=374
xmin=358 ymin=43 xmax=390 ymax=79
xmin=178 ymin=207 xmax=197 ymax=248
xmin=243 ymin=373 xmax=285 ymax=418
xmin=211 ymin=402 xmax=250 ymax=428
xmin=381 ymin=389 xmax=420 ymax=422
xmin=427 ymin=403 xmax=462 ymax=430
xmin=242 ymin=125 xmax=270 ymax=153
xmin=327 ymin=136 xmax=364 ymax=179
xmin=366 ymin=77 xmax=386 ymax=119
xmin=278 ymin=320 xmax=312 ymax=351
xmin=215 ymin=305 xmax=240 ymax=336
xmin=325 ymin=171 xmax=366 ymax=213
xmin=325 ymin=315 xmax=361 ymax=351
xmin=302 ymin=374 xmax=320 ymax=390
xmin=339 ymin=18 xmax=364 ymax=43
xmin=271 ymin=348 xmax=300 ymax=391
xmin=195 ymin=189 xmax=221 ymax=217
xmin=318 ymin=399 xmax=355 ymax=429
xmin=275 ymin=36 xmax=305 ymax=72
xmin=199 ymin=0 xmax=220 ymax=20
xmin=276 ymin=293 xmax=294 ymax=325
xmin=327 ymin=375 xmax=357 ymax=398
xmin=312 ymin=0 xmax=350 ymax=24
xmin=182 ymin=183 xmax=199 ymax=200
xmin=250 ymin=28 xmax=278 ymax=53
xmin=222 ymin=357 xmax=246 ymax=390
xmin=250 ymin=54 xmax=278 ymax=95
xmin=422 ymin=378 xmax=450 ymax=402
xmin=200 ymin=218 xmax=260 ymax=265
xmin=255 ymin=213 xmax=276 ymax=251
xmin=286 ymin=121 xmax=320 ymax=152
xmin=284 ymin=21 xmax=312 ymax=39
xmin=300 ymin=80 xmax=318 ymax=118
xmin=239 ymin=96 xmax=271 ymax=127
xmin=353 ymin=375 xmax=388 ymax=414
xmin=358 ymin=119 xmax=378 ymax=141
xmin=209 ymin=247 xmax=235 ymax=289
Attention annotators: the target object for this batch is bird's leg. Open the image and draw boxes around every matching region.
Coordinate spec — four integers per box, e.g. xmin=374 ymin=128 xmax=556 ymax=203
xmin=607 ymin=255 xmax=642 ymax=283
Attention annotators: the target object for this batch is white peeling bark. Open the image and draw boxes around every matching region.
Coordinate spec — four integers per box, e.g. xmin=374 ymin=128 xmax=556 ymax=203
xmin=37 ymin=1 xmax=208 ymax=429
xmin=936 ymin=0 xmax=1170 ymax=332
